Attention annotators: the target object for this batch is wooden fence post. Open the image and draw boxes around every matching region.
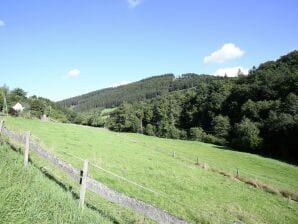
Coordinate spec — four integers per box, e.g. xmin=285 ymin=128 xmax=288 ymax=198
xmin=0 ymin=120 xmax=4 ymax=134
xmin=79 ymin=160 xmax=89 ymax=209
xmin=24 ymin=131 xmax=30 ymax=167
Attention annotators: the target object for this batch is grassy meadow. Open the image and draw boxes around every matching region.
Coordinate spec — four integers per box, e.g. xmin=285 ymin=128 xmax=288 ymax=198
xmin=0 ymin=143 xmax=114 ymax=224
xmin=2 ymin=117 xmax=298 ymax=224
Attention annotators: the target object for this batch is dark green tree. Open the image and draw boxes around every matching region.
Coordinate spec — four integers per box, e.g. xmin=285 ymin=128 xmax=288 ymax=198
xmin=211 ymin=115 xmax=230 ymax=139
xmin=232 ymin=118 xmax=262 ymax=151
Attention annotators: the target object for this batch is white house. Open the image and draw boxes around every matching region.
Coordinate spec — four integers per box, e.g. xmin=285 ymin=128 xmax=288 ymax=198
xmin=12 ymin=102 xmax=24 ymax=112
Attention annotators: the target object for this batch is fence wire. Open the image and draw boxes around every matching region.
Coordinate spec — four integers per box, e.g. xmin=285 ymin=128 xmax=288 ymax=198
xmin=61 ymin=150 xmax=210 ymax=217
xmin=1 ymin=125 xmax=192 ymax=224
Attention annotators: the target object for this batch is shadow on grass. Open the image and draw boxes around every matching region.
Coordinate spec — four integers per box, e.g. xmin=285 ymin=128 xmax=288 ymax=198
xmin=6 ymin=142 xmax=121 ymax=224
xmin=213 ymin=144 xmax=298 ymax=166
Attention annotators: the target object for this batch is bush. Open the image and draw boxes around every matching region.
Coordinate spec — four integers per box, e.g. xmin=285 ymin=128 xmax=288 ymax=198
xmin=168 ymin=126 xmax=181 ymax=139
xmin=180 ymin=130 xmax=188 ymax=139
xmin=189 ymin=127 xmax=205 ymax=141
xmin=232 ymin=118 xmax=262 ymax=151
xmin=211 ymin=115 xmax=230 ymax=138
xmin=145 ymin=124 xmax=155 ymax=136
xmin=189 ymin=127 xmax=226 ymax=145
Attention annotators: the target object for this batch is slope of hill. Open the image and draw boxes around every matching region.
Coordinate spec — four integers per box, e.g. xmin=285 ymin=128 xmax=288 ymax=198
xmin=58 ymin=73 xmax=219 ymax=112
xmin=4 ymin=117 xmax=298 ymax=224
xmin=0 ymin=139 xmax=157 ymax=223
xmin=0 ymin=144 xmax=113 ymax=224
xmin=106 ymin=51 xmax=298 ymax=162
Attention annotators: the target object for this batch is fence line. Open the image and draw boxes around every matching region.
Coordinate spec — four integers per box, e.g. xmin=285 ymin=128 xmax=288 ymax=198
xmin=0 ymin=123 xmax=189 ymax=224
xmin=24 ymin=131 xmax=30 ymax=167
xmin=79 ymin=160 xmax=89 ymax=209
xmin=62 ymin=151 xmax=202 ymax=216
xmin=114 ymin=130 xmax=298 ymax=202
xmin=62 ymin=151 xmax=168 ymax=197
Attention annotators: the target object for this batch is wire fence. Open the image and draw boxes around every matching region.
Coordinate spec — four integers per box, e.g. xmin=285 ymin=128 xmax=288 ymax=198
xmin=1 ymin=119 xmax=296 ymax=224
xmin=111 ymin=131 xmax=298 ymax=202
xmin=0 ymin=122 xmax=190 ymax=224
xmin=60 ymin=151 xmax=203 ymax=216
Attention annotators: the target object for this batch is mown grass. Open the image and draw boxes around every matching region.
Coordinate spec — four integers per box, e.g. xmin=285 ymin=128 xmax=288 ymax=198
xmin=3 ymin=117 xmax=298 ymax=224
xmin=0 ymin=143 xmax=113 ymax=224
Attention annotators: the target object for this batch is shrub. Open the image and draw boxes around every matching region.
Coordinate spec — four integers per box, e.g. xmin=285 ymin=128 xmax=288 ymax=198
xmin=189 ymin=127 xmax=225 ymax=145
xmin=211 ymin=115 xmax=230 ymax=138
xmin=145 ymin=124 xmax=155 ymax=136
xmin=189 ymin=127 xmax=205 ymax=141
xmin=232 ymin=118 xmax=262 ymax=151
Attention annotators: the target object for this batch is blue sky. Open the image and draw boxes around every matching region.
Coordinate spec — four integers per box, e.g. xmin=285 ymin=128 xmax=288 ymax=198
xmin=0 ymin=0 xmax=297 ymax=101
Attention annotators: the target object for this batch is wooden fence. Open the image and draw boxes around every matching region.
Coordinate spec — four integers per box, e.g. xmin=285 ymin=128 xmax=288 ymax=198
xmin=0 ymin=121 xmax=189 ymax=224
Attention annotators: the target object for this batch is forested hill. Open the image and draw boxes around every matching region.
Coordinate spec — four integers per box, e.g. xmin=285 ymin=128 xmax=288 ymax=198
xmin=58 ymin=73 xmax=220 ymax=112
xmin=107 ymin=51 xmax=298 ymax=162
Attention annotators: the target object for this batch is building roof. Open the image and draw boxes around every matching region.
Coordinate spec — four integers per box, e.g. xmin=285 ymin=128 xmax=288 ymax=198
xmin=12 ymin=102 xmax=24 ymax=111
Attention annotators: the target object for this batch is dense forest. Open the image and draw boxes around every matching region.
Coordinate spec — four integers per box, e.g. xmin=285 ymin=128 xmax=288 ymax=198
xmin=106 ymin=51 xmax=298 ymax=162
xmin=58 ymin=73 xmax=221 ymax=112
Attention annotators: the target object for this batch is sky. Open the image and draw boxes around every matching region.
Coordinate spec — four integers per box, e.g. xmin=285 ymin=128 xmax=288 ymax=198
xmin=0 ymin=0 xmax=297 ymax=101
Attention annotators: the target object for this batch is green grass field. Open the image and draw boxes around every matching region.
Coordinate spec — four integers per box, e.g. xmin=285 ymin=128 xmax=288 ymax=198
xmin=2 ymin=117 xmax=298 ymax=224
xmin=0 ymin=143 xmax=114 ymax=224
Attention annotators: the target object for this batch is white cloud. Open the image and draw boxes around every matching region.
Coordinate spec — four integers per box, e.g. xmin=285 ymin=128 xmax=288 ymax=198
xmin=0 ymin=20 xmax=5 ymax=27
xmin=66 ymin=69 xmax=80 ymax=78
xmin=127 ymin=0 xmax=142 ymax=8
xmin=111 ymin=81 xmax=130 ymax=88
xmin=214 ymin=66 xmax=249 ymax=77
xmin=204 ymin=43 xmax=245 ymax=64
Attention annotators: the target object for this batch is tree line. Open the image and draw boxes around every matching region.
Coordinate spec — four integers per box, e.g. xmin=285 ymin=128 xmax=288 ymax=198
xmin=58 ymin=73 xmax=220 ymax=112
xmin=106 ymin=51 xmax=298 ymax=162
xmin=0 ymin=86 xmax=77 ymax=123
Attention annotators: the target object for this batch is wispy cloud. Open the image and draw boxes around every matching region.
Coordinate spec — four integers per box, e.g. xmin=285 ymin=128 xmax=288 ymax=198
xmin=111 ymin=81 xmax=130 ymax=88
xmin=127 ymin=0 xmax=142 ymax=8
xmin=204 ymin=43 xmax=245 ymax=64
xmin=0 ymin=20 xmax=5 ymax=27
xmin=66 ymin=69 xmax=80 ymax=78
xmin=214 ymin=66 xmax=248 ymax=77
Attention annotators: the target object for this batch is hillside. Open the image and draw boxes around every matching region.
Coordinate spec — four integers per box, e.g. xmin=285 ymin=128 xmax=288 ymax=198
xmin=106 ymin=51 xmax=298 ymax=162
xmin=3 ymin=117 xmax=298 ymax=224
xmin=3 ymin=51 xmax=297 ymax=163
xmin=0 ymin=132 xmax=157 ymax=223
xmin=58 ymin=74 xmax=219 ymax=112
xmin=0 ymin=144 xmax=113 ymax=224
